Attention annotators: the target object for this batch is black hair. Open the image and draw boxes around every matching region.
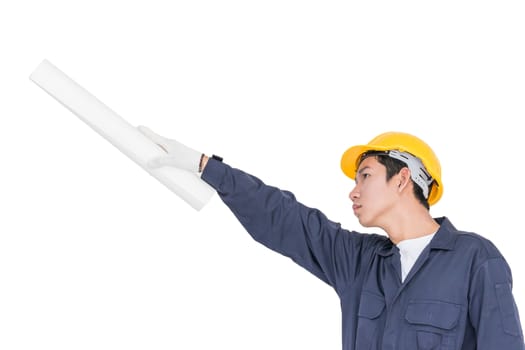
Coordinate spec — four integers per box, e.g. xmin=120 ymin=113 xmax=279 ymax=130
xmin=360 ymin=152 xmax=430 ymax=210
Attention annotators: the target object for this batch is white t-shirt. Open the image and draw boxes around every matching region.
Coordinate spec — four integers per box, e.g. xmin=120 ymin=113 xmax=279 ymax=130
xmin=396 ymin=233 xmax=436 ymax=282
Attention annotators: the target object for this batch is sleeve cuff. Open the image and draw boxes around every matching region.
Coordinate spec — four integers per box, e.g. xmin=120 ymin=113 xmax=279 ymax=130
xmin=201 ymin=157 xmax=228 ymax=191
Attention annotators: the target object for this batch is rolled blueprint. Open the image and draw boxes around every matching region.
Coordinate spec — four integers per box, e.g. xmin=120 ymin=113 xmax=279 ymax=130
xmin=30 ymin=59 xmax=215 ymax=210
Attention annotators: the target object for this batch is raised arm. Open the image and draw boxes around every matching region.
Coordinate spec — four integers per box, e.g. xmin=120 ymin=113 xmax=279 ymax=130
xmin=138 ymin=126 xmax=383 ymax=294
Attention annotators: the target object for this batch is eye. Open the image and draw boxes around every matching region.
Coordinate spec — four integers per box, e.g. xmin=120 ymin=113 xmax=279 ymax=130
xmin=356 ymin=173 xmax=370 ymax=184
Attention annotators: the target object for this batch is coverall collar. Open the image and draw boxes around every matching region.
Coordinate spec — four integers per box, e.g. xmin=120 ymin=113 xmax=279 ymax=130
xmin=375 ymin=216 xmax=457 ymax=257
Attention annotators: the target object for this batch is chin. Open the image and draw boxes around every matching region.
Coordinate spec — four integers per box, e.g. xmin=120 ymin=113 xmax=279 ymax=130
xmin=358 ymin=217 xmax=372 ymax=228
xmin=357 ymin=215 xmax=378 ymax=228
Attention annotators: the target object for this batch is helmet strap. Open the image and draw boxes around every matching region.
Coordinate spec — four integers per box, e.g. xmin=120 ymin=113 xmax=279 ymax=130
xmin=387 ymin=150 xmax=433 ymax=199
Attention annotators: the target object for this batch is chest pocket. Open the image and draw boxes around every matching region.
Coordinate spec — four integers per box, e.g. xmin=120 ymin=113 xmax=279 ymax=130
xmin=405 ymin=300 xmax=461 ymax=350
xmin=356 ymin=291 xmax=385 ymax=349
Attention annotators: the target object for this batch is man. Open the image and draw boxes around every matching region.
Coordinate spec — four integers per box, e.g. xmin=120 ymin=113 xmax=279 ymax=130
xmin=138 ymin=126 xmax=524 ymax=349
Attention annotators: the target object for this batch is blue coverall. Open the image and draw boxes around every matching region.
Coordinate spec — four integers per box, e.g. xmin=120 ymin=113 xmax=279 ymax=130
xmin=201 ymin=158 xmax=525 ymax=350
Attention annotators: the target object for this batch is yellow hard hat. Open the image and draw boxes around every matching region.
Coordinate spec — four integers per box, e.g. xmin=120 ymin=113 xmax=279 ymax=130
xmin=340 ymin=131 xmax=443 ymax=205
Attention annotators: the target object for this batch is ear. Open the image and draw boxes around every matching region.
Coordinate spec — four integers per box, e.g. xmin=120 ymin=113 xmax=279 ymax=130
xmin=397 ymin=167 xmax=411 ymax=192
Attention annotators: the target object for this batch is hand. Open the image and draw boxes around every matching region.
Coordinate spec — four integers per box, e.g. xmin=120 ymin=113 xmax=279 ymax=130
xmin=137 ymin=125 xmax=203 ymax=172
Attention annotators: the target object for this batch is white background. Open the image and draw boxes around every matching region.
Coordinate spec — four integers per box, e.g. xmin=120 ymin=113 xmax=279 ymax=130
xmin=1 ymin=1 xmax=524 ymax=349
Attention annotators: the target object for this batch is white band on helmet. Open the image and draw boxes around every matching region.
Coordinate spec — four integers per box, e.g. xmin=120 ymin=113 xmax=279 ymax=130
xmin=387 ymin=150 xmax=433 ymax=199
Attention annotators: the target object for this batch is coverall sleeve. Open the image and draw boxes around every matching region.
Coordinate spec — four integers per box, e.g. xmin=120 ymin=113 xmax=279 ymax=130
xmin=201 ymin=158 xmax=374 ymax=292
xmin=469 ymin=257 xmax=525 ymax=349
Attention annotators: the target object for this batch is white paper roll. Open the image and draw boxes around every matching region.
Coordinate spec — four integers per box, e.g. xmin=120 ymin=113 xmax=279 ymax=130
xmin=30 ymin=59 xmax=215 ymax=211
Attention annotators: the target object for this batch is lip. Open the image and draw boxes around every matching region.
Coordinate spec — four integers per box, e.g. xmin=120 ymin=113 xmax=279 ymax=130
xmin=352 ymin=204 xmax=361 ymax=213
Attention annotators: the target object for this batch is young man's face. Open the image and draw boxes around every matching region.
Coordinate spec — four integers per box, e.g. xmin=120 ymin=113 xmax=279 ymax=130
xmin=349 ymin=156 xmax=400 ymax=228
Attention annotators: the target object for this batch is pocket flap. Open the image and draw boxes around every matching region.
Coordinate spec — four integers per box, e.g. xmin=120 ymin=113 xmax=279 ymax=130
xmin=358 ymin=292 xmax=386 ymax=319
xmin=405 ymin=300 xmax=460 ymax=330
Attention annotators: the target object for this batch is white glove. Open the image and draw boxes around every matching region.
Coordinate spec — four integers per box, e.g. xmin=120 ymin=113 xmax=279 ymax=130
xmin=137 ymin=125 xmax=203 ymax=172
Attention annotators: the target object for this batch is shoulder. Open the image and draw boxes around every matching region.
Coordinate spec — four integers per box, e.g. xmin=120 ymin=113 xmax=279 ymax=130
xmin=435 ymin=217 xmax=502 ymax=257
xmin=434 ymin=217 xmax=506 ymax=269
xmin=454 ymin=230 xmax=502 ymax=259
xmin=435 ymin=218 xmax=514 ymax=282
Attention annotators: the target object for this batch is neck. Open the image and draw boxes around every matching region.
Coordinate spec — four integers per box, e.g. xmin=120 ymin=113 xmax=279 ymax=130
xmin=382 ymin=204 xmax=439 ymax=245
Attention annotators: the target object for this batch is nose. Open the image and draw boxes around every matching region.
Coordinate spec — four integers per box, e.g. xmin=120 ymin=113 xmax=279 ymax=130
xmin=349 ymin=185 xmax=359 ymax=202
